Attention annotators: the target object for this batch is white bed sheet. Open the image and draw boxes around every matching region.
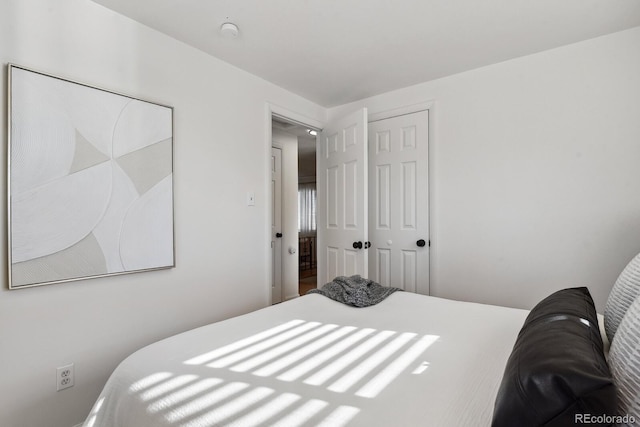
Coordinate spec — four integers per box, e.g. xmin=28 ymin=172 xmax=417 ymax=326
xmin=83 ymin=292 xmax=529 ymax=427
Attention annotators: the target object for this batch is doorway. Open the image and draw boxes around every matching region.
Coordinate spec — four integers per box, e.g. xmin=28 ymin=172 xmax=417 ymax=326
xmin=268 ymin=106 xmax=323 ymax=303
xmin=272 ymin=116 xmax=318 ymax=296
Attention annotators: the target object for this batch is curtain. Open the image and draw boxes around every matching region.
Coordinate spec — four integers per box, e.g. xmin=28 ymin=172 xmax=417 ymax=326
xmin=298 ymin=183 xmax=316 ymax=235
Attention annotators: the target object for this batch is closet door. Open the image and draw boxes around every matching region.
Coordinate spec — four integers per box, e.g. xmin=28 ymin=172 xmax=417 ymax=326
xmin=316 ymin=108 xmax=368 ymax=287
xmin=368 ymin=110 xmax=429 ymax=294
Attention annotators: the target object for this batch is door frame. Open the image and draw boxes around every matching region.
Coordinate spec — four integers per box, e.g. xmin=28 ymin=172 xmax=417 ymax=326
xmin=264 ymin=103 xmax=324 ymax=303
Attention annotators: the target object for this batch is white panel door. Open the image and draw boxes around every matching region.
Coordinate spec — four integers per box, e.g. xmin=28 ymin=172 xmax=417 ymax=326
xmin=368 ymin=110 xmax=429 ymax=294
xmin=317 ymin=108 xmax=368 ymax=287
xmin=271 ymin=147 xmax=283 ymax=304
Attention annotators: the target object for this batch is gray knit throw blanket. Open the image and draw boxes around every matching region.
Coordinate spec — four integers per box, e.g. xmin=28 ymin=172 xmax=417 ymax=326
xmin=307 ymin=275 xmax=402 ymax=307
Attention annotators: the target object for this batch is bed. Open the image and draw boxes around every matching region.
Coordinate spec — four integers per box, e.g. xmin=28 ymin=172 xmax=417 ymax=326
xmin=82 ymin=263 xmax=640 ymax=427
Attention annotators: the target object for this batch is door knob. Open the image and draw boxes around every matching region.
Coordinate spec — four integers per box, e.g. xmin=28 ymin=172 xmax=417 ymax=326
xmin=416 ymin=239 xmax=426 ymax=247
xmin=364 ymin=241 xmax=371 ymax=249
xmin=352 ymin=241 xmax=363 ymax=249
xmin=276 ymin=233 xmax=283 ymax=238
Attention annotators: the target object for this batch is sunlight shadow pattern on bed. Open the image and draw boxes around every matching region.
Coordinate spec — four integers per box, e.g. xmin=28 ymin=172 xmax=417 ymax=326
xmin=115 ymin=320 xmax=438 ymax=427
xmin=83 ymin=293 xmax=530 ymax=427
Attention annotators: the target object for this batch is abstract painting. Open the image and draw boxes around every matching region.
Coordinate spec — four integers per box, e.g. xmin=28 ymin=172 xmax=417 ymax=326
xmin=8 ymin=64 xmax=174 ymax=289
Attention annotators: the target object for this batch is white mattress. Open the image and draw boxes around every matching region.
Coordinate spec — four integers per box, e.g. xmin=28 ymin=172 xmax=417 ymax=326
xmin=83 ymin=292 xmax=529 ymax=427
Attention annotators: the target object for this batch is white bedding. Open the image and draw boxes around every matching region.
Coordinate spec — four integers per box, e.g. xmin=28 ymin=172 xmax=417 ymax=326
xmin=83 ymin=292 xmax=529 ymax=427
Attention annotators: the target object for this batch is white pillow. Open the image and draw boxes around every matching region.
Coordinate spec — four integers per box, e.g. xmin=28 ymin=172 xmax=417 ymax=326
xmin=604 ymin=253 xmax=640 ymax=342
xmin=609 ymin=294 xmax=640 ymax=424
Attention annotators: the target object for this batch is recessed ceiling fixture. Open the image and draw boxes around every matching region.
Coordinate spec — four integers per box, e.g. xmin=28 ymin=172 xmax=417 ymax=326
xmin=307 ymin=129 xmax=318 ymax=136
xmin=220 ymin=22 xmax=239 ymax=39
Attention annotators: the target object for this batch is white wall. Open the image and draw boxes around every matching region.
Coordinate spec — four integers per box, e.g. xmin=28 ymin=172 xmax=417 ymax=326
xmin=1 ymin=1 xmax=638 ymax=425
xmin=330 ymin=26 xmax=640 ymax=312
xmin=272 ymin=129 xmax=300 ymax=301
xmin=0 ymin=1 xmax=325 ymax=427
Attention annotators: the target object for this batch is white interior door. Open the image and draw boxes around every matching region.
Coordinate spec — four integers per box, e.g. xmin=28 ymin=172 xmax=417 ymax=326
xmin=271 ymin=147 xmax=283 ymax=304
xmin=316 ymin=108 xmax=368 ymax=287
xmin=368 ymin=110 xmax=429 ymax=294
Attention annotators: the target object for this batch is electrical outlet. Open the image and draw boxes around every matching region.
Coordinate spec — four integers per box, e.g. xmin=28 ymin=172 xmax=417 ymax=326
xmin=56 ymin=363 xmax=74 ymax=391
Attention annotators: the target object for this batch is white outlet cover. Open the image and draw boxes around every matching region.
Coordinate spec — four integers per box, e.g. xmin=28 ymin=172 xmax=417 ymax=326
xmin=56 ymin=363 xmax=74 ymax=391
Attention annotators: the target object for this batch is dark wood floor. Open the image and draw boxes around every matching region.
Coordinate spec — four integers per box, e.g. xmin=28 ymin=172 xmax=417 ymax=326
xmin=299 ymin=268 xmax=317 ymax=295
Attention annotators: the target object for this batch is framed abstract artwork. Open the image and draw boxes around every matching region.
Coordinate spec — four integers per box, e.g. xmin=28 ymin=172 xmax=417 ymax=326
xmin=7 ymin=64 xmax=174 ymax=289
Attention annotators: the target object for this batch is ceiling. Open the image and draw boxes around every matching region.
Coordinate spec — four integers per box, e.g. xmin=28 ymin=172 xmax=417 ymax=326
xmin=92 ymin=0 xmax=640 ymax=107
xmin=272 ymin=118 xmax=316 ymax=178
xmin=272 ymin=118 xmax=315 ymax=154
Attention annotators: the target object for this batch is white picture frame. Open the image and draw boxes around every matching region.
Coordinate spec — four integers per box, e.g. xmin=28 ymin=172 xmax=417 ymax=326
xmin=7 ymin=64 xmax=175 ymax=289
